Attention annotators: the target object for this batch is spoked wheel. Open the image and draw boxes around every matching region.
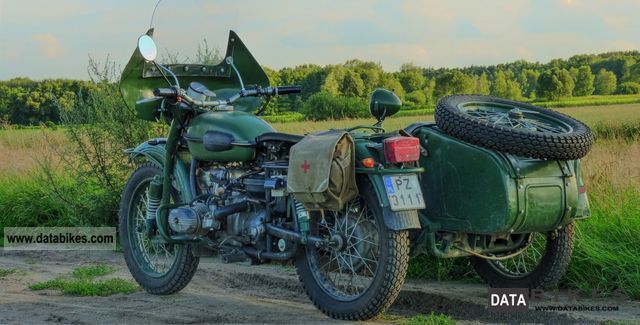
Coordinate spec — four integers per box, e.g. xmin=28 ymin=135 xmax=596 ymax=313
xmin=471 ymin=222 xmax=575 ymax=289
xmin=119 ymin=163 xmax=199 ymax=294
xmin=435 ymin=95 xmax=593 ymax=160
xmin=296 ymin=179 xmax=410 ymax=320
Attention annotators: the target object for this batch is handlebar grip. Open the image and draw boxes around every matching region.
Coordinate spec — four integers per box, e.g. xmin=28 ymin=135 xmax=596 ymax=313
xmin=275 ymin=85 xmax=302 ymax=95
xmin=153 ymin=87 xmax=177 ymax=97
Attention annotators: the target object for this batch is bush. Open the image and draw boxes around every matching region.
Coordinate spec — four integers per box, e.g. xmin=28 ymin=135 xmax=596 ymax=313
xmin=301 ymin=91 xmax=369 ymax=121
xmin=617 ymin=82 xmax=640 ymax=95
xmin=41 ymin=57 xmax=160 ymax=226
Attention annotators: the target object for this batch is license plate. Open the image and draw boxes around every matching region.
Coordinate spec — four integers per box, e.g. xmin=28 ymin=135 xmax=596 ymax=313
xmin=383 ymin=174 xmax=425 ymax=211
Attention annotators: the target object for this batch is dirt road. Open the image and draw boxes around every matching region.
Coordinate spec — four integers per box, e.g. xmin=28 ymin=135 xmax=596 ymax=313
xmin=0 ymin=250 xmax=638 ymax=324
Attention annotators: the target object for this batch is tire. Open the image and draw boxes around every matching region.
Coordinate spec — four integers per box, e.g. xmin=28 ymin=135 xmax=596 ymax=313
xmin=295 ymin=178 xmax=410 ymax=320
xmin=119 ymin=163 xmax=199 ymax=295
xmin=435 ymin=95 xmax=593 ymax=160
xmin=471 ymin=222 xmax=575 ymax=289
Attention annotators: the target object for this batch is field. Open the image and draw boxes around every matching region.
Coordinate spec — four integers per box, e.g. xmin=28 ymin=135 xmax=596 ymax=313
xmin=1 ymin=103 xmax=639 ymax=298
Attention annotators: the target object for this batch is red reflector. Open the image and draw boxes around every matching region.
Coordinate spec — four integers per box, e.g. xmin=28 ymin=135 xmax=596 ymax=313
xmin=578 ymin=186 xmax=586 ymax=194
xmin=383 ymin=136 xmax=420 ymax=163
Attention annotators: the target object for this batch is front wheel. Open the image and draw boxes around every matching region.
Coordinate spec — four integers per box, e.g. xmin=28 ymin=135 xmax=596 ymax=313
xmin=119 ymin=163 xmax=200 ymax=295
xmin=295 ymin=179 xmax=410 ymax=320
xmin=471 ymin=222 xmax=575 ymax=289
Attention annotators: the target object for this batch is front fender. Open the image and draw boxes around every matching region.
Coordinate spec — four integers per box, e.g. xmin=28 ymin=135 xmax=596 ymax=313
xmin=365 ymin=174 xmax=421 ymax=231
xmin=125 ymin=138 xmax=193 ymax=202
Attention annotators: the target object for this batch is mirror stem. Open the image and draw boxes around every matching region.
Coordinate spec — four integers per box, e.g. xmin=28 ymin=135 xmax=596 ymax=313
xmin=225 ymin=57 xmax=245 ymax=91
xmin=153 ymin=61 xmax=180 ymax=89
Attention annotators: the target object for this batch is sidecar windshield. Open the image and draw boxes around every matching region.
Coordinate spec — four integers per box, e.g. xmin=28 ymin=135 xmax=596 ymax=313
xmin=119 ymin=30 xmax=270 ymax=113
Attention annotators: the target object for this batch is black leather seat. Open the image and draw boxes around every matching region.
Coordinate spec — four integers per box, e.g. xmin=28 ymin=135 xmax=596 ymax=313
xmin=256 ymin=132 xmax=304 ymax=144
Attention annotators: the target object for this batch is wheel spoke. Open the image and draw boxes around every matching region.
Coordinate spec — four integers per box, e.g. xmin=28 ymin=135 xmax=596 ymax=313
xmin=307 ymin=197 xmax=380 ymax=300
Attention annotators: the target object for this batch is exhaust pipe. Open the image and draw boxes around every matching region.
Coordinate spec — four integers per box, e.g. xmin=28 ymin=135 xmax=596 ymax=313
xmin=212 ymin=201 xmax=251 ymax=220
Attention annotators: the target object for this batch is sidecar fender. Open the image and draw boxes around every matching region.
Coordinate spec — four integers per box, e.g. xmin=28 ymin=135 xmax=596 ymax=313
xmin=365 ymin=174 xmax=421 ymax=231
xmin=125 ymin=138 xmax=193 ymax=201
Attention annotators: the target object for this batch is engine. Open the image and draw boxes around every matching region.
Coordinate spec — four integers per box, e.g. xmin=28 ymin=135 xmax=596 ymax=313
xmin=167 ymin=162 xmax=288 ymax=249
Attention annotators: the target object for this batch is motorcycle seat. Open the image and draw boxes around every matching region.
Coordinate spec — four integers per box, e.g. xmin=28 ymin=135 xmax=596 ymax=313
xmin=256 ymin=132 xmax=304 ymax=144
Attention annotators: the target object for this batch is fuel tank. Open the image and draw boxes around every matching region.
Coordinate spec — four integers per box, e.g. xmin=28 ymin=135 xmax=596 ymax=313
xmin=186 ymin=111 xmax=275 ymax=162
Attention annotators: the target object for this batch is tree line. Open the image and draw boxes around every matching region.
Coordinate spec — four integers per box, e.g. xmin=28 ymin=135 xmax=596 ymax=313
xmin=1 ymin=50 xmax=640 ymax=125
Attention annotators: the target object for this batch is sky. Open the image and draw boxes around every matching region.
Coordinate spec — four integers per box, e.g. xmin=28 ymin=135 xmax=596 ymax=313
xmin=0 ymin=0 xmax=639 ymax=80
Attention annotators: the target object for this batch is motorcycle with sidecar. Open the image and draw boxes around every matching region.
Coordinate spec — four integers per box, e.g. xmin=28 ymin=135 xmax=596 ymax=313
xmin=119 ymin=22 xmax=592 ymax=322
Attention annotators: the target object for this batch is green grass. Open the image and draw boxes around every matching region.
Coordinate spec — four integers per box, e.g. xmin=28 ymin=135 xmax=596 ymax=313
xmin=72 ymin=264 xmax=115 ymax=279
xmin=567 ymin=186 xmax=640 ymax=299
xmin=380 ymin=312 xmax=455 ymax=325
xmin=29 ymin=264 xmax=137 ymax=297
xmin=532 ymin=94 xmax=640 ymax=108
xmin=0 ymin=268 xmax=17 ymax=277
xmin=29 ymin=278 xmax=138 ymax=296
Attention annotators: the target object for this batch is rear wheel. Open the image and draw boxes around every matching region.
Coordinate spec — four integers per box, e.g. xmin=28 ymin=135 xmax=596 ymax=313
xmin=471 ymin=222 xmax=575 ymax=288
xmin=295 ymin=179 xmax=410 ymax=320
xmin=119 ymin=163 xmax=199 ymax=294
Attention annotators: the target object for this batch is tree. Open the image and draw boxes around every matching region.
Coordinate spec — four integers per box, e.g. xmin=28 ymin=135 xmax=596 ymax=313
xmin=490 ymin=70 xmax=522 ymax=100
xmin=397 ymin=63 xmax=426 ymax=93
xmin=434 ymin=71 xmax=474 ymax=97
xmin=340 ymin=69 xmax=366 ymax=97
xmin=522 ymin=69 xmax=540 ymax=98
xmin=405 ymin=90 xmax=426 ymax=106
xmin=473 ymin=73 xmax=491 ymax=95
xmin=617 ymin=82 xmax=640 ymax=94
xmin=536 ymin=68 xmax=575 ymax=100
xmin=573 ymin=66 xmax=595 ymax=96
xmin=594 ymin=69 xmax=617 ymax=95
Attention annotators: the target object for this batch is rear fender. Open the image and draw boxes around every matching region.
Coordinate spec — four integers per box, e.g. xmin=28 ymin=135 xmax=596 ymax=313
xmin=125 ymin=139 xmax=193 ymax=201
xmin=363 ymin=174 xmax=421 ymax=231
xmin=353 ymin=136 xmax=421 ymax=231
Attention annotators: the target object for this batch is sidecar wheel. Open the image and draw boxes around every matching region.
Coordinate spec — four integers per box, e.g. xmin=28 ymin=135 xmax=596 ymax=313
xmin=295 ymin=178 xmax=410 ymax=321
xmin=471 ymin=222 xmax=575 ymax=289
xmin=119 ymin=163 xmax=200 ymax=295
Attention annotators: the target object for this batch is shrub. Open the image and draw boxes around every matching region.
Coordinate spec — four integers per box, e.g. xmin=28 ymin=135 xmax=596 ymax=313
xmin=41 ymin=57 xmax=160 ymax=226
xmin=617 ymin=82 xmax=640 ymax=95
xmin=301 ymin=91 xmax=369 ymax=121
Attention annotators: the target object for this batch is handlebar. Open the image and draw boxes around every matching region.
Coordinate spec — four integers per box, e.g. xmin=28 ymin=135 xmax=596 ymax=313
xmin=153 ymin=87 xmax=178 ymax=97
xmin=152 ymin=85 xmax=302 ymax=109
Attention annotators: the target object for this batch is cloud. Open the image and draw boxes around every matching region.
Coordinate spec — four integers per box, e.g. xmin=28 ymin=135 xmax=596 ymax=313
xmin=32 ymin=34 xmax=64 ymax=58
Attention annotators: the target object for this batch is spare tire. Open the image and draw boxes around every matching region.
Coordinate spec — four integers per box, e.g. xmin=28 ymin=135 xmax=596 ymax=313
xmin=435 ymin=95 xmax=593 ymax=160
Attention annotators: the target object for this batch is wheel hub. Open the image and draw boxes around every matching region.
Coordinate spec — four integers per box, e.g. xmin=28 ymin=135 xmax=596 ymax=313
xmin=332 ymin=216 xmax=377 ymax=272
xmin=508 ymin=108 xmax=524 ymax=119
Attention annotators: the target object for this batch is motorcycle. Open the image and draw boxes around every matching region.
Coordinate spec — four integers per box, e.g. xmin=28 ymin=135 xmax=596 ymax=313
xmin=119 ymin=29 xmax=424 ymax=320
xmin=119 ymin=5 xmax=594 ymax=321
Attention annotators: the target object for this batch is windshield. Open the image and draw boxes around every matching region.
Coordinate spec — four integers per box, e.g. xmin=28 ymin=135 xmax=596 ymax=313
xmin=119 ymin=29 xmax=270 ymax=113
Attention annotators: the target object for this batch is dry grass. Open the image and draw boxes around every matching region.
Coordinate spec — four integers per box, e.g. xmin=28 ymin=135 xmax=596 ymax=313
xmin=0 ymin=128 xmax=67 ymax=176
xmin=581 ymin=139 xmax=640 ymax=191
xmin=0 ymin=103 xmax=638 ymax=177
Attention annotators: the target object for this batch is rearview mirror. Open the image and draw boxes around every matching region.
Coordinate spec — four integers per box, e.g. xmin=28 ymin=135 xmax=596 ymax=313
xmin=138 ymin=35 xmax=158 ymax=61
xmin=370 ymin=88 xmax=401 ymax=122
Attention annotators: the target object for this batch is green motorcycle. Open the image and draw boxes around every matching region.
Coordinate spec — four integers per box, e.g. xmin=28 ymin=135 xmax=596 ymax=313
xmin=119 ymin=29 xmax=423 ymax=320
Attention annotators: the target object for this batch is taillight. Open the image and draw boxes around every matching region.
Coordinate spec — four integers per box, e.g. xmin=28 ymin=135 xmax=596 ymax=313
xmin=383 ymin=136 xmax=420 ymax=163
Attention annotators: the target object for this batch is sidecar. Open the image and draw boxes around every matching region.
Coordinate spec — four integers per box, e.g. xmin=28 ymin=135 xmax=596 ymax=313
xmin=405 ymin=95 xmax=593 ymax=289
xmin=408 ymin=122 xmax=590 ymax=236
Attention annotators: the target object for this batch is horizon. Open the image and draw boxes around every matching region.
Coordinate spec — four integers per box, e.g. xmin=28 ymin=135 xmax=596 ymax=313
xmin=1 ymin=0 xmax=639 ymax=80
xmin=1 ymin=49 xmax=638 ymax=82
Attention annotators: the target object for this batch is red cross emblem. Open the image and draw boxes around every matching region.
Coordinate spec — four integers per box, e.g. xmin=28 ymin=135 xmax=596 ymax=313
xmin=301 ymin=160 xmax=310 ymax=173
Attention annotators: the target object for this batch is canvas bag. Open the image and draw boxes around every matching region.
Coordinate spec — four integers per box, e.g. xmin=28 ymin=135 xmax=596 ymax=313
xmin=287 ymin=129 xmax=358 ymax=211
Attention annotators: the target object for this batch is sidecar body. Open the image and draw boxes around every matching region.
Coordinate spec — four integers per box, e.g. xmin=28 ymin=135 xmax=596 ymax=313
xmin=407 ymin=123 xmax=590 ymax=235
